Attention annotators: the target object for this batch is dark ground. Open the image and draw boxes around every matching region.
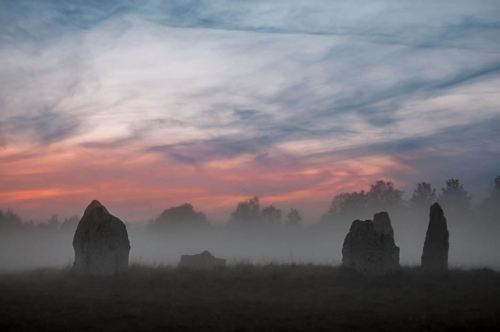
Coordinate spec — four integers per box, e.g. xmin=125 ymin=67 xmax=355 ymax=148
xmin=1 ymin=265 xmax=499 ymax=332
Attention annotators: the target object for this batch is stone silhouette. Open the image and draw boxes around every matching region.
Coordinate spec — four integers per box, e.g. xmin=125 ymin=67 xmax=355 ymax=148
xmin=342 ymin=211 xmax=400 ymax=274
xmin=421 ymin=203 xmax=449 ymax=271
xmin=73 ymin=200 xmax=130 ymax=275
xmin=178 ymin=250 xmax=226 ymax=269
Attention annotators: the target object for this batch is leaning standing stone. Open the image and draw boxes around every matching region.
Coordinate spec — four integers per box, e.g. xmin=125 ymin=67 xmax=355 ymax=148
xmin=342 ymin=211 xmax=400 ymax=275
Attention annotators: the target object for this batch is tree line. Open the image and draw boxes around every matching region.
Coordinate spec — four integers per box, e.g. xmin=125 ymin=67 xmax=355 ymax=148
xmin=1 ymin=176 xmax=499 ymax=232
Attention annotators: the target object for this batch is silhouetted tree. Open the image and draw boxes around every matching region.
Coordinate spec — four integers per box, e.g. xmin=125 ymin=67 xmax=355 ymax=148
xmin=438 ymin=178 xmax=471 ymax=215
xmin=261 ymin=205 xmax=282 ymax=224
xmin=323 ymin=180 xmax=403 ymax=225
xmin=153 ymin=203 xmax=208 ymax=229
xmin=37 ymin=215 xmax=60 ymax=232
xmin=365 ymin=180 xmax=403 ymax=211
xmin=0 ymin=209 xmax=23 ymax=231
xmin=230 ymin=196 xmax=261 ymax=225
xmin=325 ymin=191 xmax=367 ymax=220
xmin=286 ymin=209 xmax=302 ymax=225
xmin=410 ymin=182 xmax=437 ymax=209
xmin=60 ymin=215 xmax=79 ymax=233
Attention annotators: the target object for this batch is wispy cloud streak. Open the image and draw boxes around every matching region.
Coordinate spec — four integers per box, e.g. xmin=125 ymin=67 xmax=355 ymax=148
xmin=1 ymin=0 xmax=500 ymax=221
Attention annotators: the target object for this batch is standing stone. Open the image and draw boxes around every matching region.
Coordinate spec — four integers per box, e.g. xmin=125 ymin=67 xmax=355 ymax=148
xmin=73 ymin=200 xmax=130 ymax=275
xmin=421 ymin=203 xmax=449 ymax=271
xmin=373 ymin=212 xmax=400 ymax=270
xmin=342 ymin=212 xmax=400 ymax=274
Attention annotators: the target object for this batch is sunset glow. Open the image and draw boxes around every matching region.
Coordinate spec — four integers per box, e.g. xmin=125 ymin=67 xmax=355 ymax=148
xmin=1 ymin=1 xmax=500 ymax=222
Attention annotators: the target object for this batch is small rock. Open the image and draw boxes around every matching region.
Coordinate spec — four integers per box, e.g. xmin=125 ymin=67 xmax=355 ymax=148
xmin=178 ymin=250 xmax=226 ymax=270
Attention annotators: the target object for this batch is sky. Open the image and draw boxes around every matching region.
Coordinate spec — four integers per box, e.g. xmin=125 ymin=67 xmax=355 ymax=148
xmin=1 ymin=0 xmax=500 ymax=223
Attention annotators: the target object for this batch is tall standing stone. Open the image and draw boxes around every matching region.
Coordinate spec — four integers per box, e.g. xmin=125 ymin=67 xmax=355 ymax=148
xmin=421 ymin=203 xmax=449 ymax=271
xmin=342 ymin=212 xmax=400 ymax=275
xmin=73 ymin=200 xmax=130 ymax=275
xmin=373 ymin=212 xmax=400 ymax=270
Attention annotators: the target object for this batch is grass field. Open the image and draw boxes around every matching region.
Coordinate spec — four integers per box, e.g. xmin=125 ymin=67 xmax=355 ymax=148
xmin=1 ymin=264 xmax=499 ymax=331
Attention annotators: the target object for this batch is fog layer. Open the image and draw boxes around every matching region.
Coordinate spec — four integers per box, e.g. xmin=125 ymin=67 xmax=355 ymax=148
xmin=1 ymin=179 xmax=499 ymax=271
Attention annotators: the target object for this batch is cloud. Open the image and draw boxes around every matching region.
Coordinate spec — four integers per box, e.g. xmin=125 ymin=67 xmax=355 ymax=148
xmin=0 ymin=110 xmax=82 ymax=146
xmin=1 ymin=0 xmax=500 ymax=220
xmin=148 ymin=135 xmax=275 ymax=165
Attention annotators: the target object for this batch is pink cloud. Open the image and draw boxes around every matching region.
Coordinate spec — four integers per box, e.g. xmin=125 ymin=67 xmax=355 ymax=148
xmin=0 ymin=144 xmax=415 ymax=223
